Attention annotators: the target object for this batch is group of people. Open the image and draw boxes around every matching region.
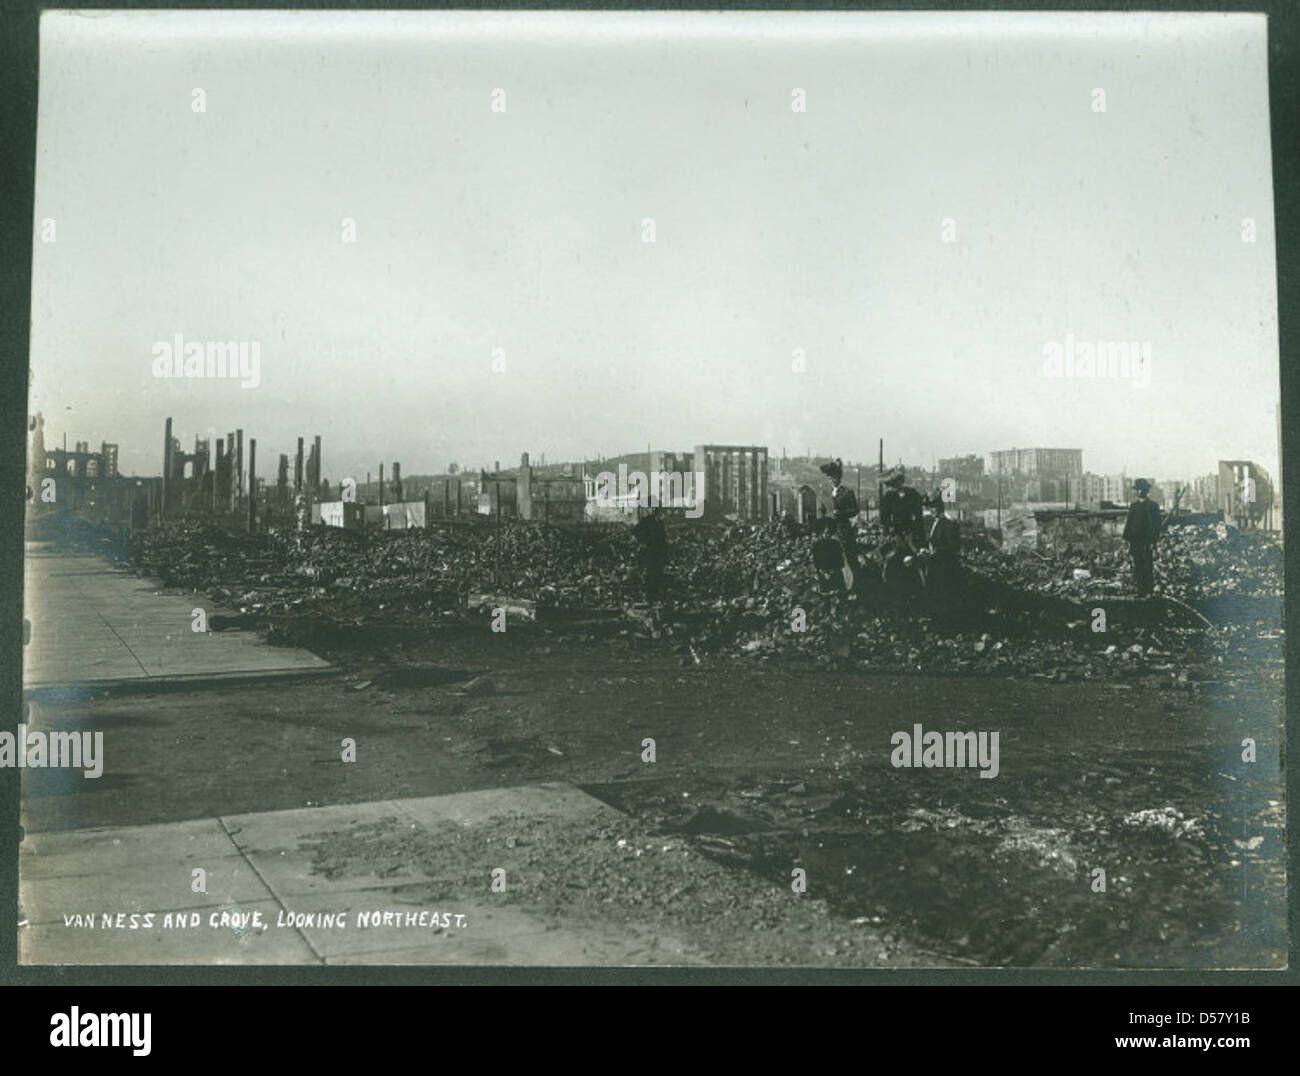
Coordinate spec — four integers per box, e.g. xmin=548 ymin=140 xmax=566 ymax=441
xmin=628 ymin=459 xmax=1164 ymax=606
xmin=816 ymin=458 xmax=962 ymax=595
xmin=817 ymin=459 xmax=1165 ymax=599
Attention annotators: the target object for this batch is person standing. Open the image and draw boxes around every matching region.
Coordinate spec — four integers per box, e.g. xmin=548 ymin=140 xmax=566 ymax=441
xmin=918 ymin=492 xmax=962 ymax=591
xmin=879 ymin=466 xmax=925 ymax=587
xmin=633 ymin=506 xmax=669 ymax=602
xmin=880 ymin=467 xmax=925 ymax=550
xmin=818 ymin=458 xmax=860 ymax=589
xmin=1122 ymin=478 xmax=1162 ymax=596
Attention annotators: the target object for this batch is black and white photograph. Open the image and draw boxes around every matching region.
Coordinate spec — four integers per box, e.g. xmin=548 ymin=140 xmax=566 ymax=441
xmin=16 ymin=8 xmax=1285 ymax=969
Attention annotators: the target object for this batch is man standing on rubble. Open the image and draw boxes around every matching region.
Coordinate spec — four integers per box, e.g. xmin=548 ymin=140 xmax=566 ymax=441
xmin=916 ymin=491 xmax=962 ymax=591
xmin=633 ymin=506 xmax=669 ymax=603
xmin=1123 ymin=478 xmax=1162 ymax=597
xmin=880 ymin=466 xmax=925 ymax=585
xmin=880 ymin=467 xmax=925 ymax=549
xmin=818 ymin=458 xmax=861 ymax=588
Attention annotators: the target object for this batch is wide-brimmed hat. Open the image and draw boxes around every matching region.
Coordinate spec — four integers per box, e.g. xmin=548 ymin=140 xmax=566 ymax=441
xmin=884 ymin=467 xmax=906 ymax=487
xmin=1133 ymin=478 xmax=1151 ymax=492
xmin=818 ymin=458 xmax=844 ymax=482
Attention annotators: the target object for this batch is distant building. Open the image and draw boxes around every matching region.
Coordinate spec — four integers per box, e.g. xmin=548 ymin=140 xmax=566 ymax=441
xmin=27 ymin=412 xmax=147 ymax=524
xmin=1079 ymin=472 xmax=1128 ymax=507
xmin=1190 ymin=473 xmax=1219 ymax=514
xmin=986 ymin=447 xmax=1083 ymax=505
xmin=987 ymin=447 xmax=1083 ymax=480
xmin=517 ymin=453 xmax=586 ymax=524
xmin=478 ymin=471 xmax=518 ymax=518
xmin=693 ymin=444 xmax=769 ymax=521
xmin=770 ymin=483 xmax=819 ymax=523
xmin=1218 ymin=460 xmax=1275 ymax=530
xmin=938 ymin=454 xmax=984 ymax=490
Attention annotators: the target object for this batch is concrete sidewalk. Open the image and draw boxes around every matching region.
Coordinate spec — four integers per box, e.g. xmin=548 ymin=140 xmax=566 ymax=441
xmin=23 ymin=552 xmax=331 ymax=690
xmin=19 ymin=782 xmax=706 ymax=965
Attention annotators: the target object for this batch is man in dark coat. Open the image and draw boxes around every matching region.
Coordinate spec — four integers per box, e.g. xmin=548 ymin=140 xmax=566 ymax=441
xmin=818 ymin=458 xmax=860 ymax=589
xmin=917 ymin=492 xmax=963 ymax=591
xmin=880 ymin=467 xmax=925 ymax=549
xmin=1122 ymin=478 xmax=1162 ymax=597
xmin=633 ymin=506 xmax=668 ymax=602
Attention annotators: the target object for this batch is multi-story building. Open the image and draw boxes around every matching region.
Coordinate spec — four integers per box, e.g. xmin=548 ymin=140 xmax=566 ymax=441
xmin=1189 ymin=473 xmax=1219 ymax=513
xmin=986 ymin=447 xmax=1084 ymax=480
xmin=1079 ymin=472 xmax=1128 ymax=507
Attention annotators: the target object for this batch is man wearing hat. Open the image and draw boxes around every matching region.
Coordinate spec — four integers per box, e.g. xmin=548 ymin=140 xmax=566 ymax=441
xmin=1122 ymin=478 xmax=1162 ymax=597
xmin=914 ymin=490 xmax=963 ymax=591
xmin=633 ymin=505 xmax=669 ymax=603
xmin=818 ymin=457 xmax=861 ymax=587
xmin=880 ymin=467 xmax=925 ymax=550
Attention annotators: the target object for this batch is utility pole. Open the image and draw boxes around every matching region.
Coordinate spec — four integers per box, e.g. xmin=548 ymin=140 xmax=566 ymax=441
xmin=494 ymin=478 xmax=502 ymax=589
xmin=997 ymin=463 xmax=1003 ymax=534
xmin=877 ymin=437 xmax=884 ymax=519
xmin=310 ymin=434 xmax=320 ymax=526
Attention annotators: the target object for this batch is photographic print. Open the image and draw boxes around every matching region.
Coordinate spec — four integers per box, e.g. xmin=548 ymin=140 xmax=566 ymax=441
xmin=17 ymin=9 xmax=1285 ymax=968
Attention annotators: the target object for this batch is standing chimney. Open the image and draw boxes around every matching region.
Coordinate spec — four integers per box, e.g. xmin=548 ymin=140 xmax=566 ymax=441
xmin=214 ymin=438 xmax=225 ymax=515
xmin=162 ymin=417 xmax=173 ymax=518
xmin=309 ymin=434 xmax=321 ymax=522
xmin=234 ymin=429 xmax=243 ymax=509
xmin=247 ymin=438 xmax=257 ymax=534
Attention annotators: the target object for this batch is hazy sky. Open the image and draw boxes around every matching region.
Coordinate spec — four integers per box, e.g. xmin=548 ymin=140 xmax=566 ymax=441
xmin=30 ymin=10 xmax=1280 ymax=484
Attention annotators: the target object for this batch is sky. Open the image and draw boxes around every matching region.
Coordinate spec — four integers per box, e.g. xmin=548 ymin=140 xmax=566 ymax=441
xmin=29 ymin=10 xmax=1280 ymax=486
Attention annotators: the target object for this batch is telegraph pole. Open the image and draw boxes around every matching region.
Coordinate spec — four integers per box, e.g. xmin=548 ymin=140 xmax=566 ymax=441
xmin=877 ymin=438 xmax=884 ymax=518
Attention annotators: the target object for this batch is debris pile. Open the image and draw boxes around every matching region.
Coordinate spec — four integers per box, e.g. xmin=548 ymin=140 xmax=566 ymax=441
xmin=128 ymin=515 xmax=1282 ymax=678
xmin=1154 ymin=523 xmax=1284 ymax=602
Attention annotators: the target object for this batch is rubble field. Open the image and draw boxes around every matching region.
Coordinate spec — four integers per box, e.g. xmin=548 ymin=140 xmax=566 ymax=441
xmin=103 ymin=514 xmax=1284 ymax=687
xmin=24 ymin=514 xmax=1285 ymax=967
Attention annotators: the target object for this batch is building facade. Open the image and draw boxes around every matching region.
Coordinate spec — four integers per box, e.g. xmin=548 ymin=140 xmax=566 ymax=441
xmin=987 ymin=447 xmax=1084 ymax=479
xmin=692 ymin=444 xmax=769 ymax=521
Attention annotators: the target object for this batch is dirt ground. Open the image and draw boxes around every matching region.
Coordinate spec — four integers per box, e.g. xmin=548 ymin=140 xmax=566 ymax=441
xmin=22 ymin=619 xmax=1285 ymax=969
